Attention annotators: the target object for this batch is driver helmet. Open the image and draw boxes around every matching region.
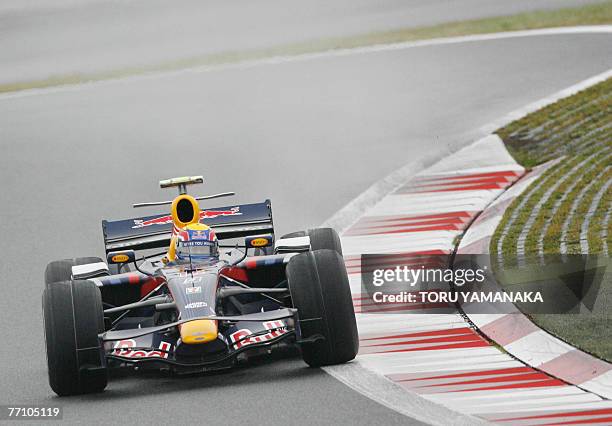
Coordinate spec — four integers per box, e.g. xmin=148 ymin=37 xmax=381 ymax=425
xmin=175 ymin=223 xmax=219 ymax=261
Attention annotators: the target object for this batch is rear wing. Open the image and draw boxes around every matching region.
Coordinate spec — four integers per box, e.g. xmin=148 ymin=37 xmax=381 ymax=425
xmin=102 ymin=200 xmax=273 ymax=253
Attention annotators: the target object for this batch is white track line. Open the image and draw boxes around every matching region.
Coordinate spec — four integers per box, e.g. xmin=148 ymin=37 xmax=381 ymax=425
xmin=1 ymin=26 xmax=611 ymax=101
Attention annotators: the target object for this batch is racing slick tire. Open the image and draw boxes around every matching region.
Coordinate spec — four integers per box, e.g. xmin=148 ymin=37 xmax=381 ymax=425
xmin=287 ymin=249 xmax=358 ymax=366
xmin=43 ymin=280 xmax=107 ymax=396
xmin=45 ymin=257 xmax=105 ymax=286
xmin=280 ymin=228 xmax=343 ymax=255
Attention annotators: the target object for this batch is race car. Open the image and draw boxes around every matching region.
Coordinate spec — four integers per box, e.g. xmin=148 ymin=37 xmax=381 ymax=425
xmin=42 ymin=176 xmax=358 ymax=396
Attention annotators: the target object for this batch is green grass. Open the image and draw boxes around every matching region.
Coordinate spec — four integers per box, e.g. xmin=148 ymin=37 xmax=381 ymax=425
xmin=564 ymin=168 xmax=612 ymax=254
xmin=538 ymin=153 xmax=610 ymax=254
xmin=2 ymin=1 xmax=612 ymax=94
xmin=499 ymin=80 xmax=612 ymax=168
xmin=588 ymin=188 xmax=612 ymax=253
xmin=494 ymin=158 xmax=578 ymax=263
xmin=529 ymin=309 xmax=612 ymax=361
xmin=490 ymin=78 xmax=612 ymax=361
xmin=492 ymin=79 xmax=612 ymax=260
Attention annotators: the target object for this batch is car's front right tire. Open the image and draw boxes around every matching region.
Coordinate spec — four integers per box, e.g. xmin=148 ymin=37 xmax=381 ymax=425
xmin=43 ymin=280 xmax=107 ymax=396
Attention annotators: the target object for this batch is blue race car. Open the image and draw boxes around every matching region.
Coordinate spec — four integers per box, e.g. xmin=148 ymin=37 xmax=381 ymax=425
xmin=43 ymin=176 xmax=358 ymax=396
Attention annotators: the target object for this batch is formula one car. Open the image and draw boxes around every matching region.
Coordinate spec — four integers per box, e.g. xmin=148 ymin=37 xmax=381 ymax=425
xmin=42 ymin=176 xmax=358 ymax=396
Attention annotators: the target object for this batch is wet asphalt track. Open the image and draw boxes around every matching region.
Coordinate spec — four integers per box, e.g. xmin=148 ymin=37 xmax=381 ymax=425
xmin=0 ymin=2 xmax=611 ymax=425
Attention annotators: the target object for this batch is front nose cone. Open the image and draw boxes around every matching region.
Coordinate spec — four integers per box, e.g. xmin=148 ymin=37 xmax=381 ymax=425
xmin=180 ymin=319 xmax=218 ymax=344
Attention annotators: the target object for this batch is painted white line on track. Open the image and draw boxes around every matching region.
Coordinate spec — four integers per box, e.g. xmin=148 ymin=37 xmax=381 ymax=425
xmin=1 ymin=26 xmax=611 ymax=101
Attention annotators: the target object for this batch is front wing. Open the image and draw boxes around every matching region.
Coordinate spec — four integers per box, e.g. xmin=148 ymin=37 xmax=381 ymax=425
xmin=102 ymin=309 xmax=297 ymax=368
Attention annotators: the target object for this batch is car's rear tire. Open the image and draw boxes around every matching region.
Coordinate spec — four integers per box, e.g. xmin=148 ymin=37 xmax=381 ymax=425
xmin=280 ymin=228 xmax=343 ymax=255
xmin=45 ymin=257 xmax=104 ymax=286
xmin=287 ymin=249 xmax=358 ymax=366
xmin=43 ymin=280 xmax=107 ymax=396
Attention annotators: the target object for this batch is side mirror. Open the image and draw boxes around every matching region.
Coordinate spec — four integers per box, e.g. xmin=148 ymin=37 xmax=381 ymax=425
xmin=107 ymin=250 xmax=136 ymax=265
xmin=245 ymin=234 xmax=273 ymax=249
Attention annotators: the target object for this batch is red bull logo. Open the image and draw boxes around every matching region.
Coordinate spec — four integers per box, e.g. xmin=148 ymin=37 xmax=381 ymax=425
xmin=112 ymin=339 xmax=171 ymax=359
xmin=229 ymin=320 xmax=288 ymax=350
xmin=132 ymin=207 xmax=242 ymax=229
xmin=191 ymin=230 xmax=207 ymax=239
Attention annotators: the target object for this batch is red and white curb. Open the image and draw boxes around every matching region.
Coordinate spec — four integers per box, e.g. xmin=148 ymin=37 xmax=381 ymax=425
xmin=324 ymin=135 xmax=612 ymax=425
xmin=458 ymin=161 xmax=612 ymax=401
xmin=314 ymin=63 xmax=612 ymax=423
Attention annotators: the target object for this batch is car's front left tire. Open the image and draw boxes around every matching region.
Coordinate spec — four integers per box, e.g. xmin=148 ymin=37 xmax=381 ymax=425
xmin=43 ymin=280 xmax=107 ymax=396
xmin=45 ymin=257 xmax=105 ymax=287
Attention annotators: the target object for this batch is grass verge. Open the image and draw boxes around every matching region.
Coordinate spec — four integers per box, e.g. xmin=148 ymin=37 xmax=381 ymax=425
xmin=491 ymin=78 xmax=612 ymax=361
